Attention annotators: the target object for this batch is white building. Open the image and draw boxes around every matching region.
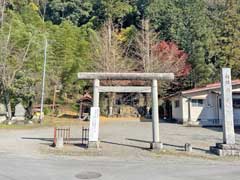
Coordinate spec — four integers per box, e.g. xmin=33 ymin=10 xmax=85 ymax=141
xmin=169 ymin=80 xmax=240 ymax=126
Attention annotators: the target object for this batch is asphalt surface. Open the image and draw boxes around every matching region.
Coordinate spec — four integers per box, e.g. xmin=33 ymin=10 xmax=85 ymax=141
xmin=0 ymin=153 xmax=240 ymax=180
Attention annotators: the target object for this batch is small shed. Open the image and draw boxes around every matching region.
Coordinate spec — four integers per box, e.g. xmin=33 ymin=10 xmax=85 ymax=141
xmin=77 ymin=92 xmax=92 ymax=120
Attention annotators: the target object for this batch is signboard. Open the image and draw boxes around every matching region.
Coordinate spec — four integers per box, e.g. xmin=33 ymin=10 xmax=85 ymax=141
xmin=221 ymin=68 xmax=235 ymax=144
xmin=89 ymin=107 xmax=100 ymax=142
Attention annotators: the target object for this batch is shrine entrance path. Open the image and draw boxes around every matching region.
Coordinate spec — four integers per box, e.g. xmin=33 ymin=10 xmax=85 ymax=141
xmin=0 ymin=119 xmax=240 ymax=160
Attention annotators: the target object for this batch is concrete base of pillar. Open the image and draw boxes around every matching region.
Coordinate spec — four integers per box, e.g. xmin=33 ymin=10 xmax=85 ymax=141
xmin=184 ymin=143 xmax=192 ymax=152
xmin=150 ymin=142 xmax=163 ymax=150
xmin=55 ymin=137 xmax=64 ymax=149
xmin=88 ymin=141 xmax=100 ymax=149
xmin=184 ymin=121 xmax=200 ymax=127
xmin=210 ymin=143 xmax=240 ymax=156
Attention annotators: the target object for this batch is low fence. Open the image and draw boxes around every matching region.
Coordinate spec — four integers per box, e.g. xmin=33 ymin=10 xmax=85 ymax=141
xmin=53 ymin=127 xmax=71 ymax=145
xmin=82 ymin=127 xmax=89 ymax=146
xmin=53 ymin=127 xmax=90 ymax=147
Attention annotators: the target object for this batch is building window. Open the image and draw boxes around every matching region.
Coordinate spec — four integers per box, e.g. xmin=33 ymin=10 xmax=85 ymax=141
xmin=192 ymin=99 xmax=204 ymax=107
xmin=175 ymin=100 xmax=180 ymax=108
xmin=233 ymin=99 xmax=240 ymax=108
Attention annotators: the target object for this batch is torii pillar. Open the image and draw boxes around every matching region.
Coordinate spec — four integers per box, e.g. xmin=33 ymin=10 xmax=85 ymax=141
xmin=210 ymin=68 xmax=240 ymax=156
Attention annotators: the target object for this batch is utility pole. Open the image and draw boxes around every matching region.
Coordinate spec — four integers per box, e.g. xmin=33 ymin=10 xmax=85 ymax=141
xmin=39 ymin=38 xmax=48 ymax=124
xmin=52 ymin=85 xmax=57 ymax=112
xmin=0 ymin=0 xmax=6 ymax=27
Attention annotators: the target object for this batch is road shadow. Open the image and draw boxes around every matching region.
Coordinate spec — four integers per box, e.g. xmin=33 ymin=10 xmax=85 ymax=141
xmin=101 ymin=140 xmax=149 ymax=150
xmin=126 ymin=138 xmax=151 ymax=144
xmin=163 ymin=143 xmax=209 ymax=153
xmin=126 ymin=138 xmax=210 ymax=154
xmin=21 ymin=137 xmax=83 ymax=142
xmin=74 ymin=143 xmax=88 ymax=148
xmin=22 ymin=137 xmax=89 ymax=148
xmin=22 ymin=137 xmax=53 ymax=142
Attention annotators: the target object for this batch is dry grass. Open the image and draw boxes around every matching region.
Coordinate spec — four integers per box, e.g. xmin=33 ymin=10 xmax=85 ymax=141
xmin=0 ymin=115 xmax=140 ymax=130
xmin=43 ymin=116 xmax=87 ymax=127
xmin=100 ymin=116 xmax=140 ymax=122
xmin=0 ymin=116 xmax=87 ymax=130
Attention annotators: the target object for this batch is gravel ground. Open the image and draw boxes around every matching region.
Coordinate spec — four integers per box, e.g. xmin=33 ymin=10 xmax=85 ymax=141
xmin=0 ymin=119 xmax=240 ymax=159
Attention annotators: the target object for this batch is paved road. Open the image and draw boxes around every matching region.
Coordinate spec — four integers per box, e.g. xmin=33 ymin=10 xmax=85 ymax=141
xmin=0 ymin=154 xmax=240 ymax=180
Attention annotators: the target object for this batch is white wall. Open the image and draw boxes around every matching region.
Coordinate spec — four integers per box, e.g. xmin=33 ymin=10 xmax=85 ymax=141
xmin=173 ymin=90 xmax=220 ymax=123
xmin=181 ymin=91 xmax=209 ymax=123
xmin=171 ymin=97 xmax=182 ymax=122
xmin=181 ymin=97 xmax=188 ymax=123
xmin=199 ymin=93 xmax=218 ymax=121
xmin=171 ymin=85 xmax=240 ymax=124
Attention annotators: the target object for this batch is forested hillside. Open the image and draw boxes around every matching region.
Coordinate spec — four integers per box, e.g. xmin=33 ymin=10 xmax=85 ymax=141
xmin=0 ymin=0 xmax=239 ymax=113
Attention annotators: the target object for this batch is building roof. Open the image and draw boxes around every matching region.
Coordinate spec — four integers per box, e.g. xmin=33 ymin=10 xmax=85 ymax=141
xmin=182 ymin=79 xmax=240 ymax=95
xmin=77 ymin=93 xmax=92 ymax=103
xmin=166 ymin=79 xmax=240 ymax=99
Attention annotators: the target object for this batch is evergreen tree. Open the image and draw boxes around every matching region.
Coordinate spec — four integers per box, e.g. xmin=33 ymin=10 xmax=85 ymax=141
xmin=148 ymin=0 xmax=216 ymax=87
xmin=45 ymin=0 xmax=93 ymax=26
xmin=214 ymin=0 xmax=240 ymax=78
xmin=0 ymin=7 xmax=41 ymax=119
xmin=47 ymin=20 xmax=91 ymax=100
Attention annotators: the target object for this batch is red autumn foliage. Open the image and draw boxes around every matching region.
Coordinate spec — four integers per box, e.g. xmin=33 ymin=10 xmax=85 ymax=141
xmin=152 ymin=41 xmax=191 ymax=77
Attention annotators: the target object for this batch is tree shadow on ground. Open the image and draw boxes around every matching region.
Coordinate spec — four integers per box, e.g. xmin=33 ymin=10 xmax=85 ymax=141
xmin=58 ymin=114 xmax=79 ymax=119
xmin=140 ymin=118 xmax=172 ymax=123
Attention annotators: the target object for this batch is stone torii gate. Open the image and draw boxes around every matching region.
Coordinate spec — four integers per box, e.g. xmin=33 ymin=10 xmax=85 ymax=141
xmin=78 ymin=72 xmax=174 ymax=150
